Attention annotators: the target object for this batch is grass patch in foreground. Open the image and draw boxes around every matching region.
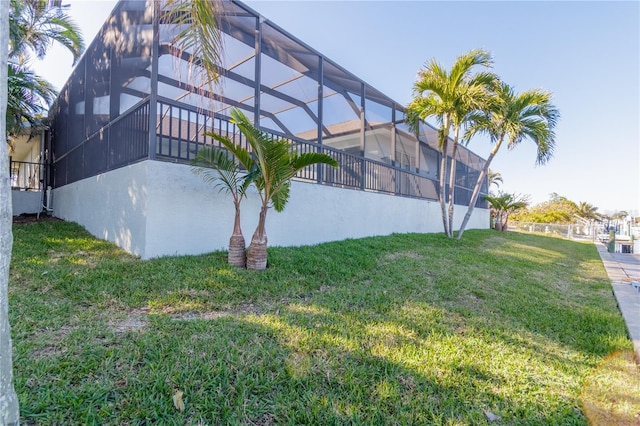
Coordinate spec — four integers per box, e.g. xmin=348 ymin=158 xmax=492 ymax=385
xmin=10 ymin=221 xmax=633 ymax=424
xmin=581 ymin=350 xmax=640 ymax=425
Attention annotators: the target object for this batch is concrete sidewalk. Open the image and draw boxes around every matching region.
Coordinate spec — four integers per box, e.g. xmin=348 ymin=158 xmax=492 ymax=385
xmin=595 ymin=243 xmax=640 ymax=359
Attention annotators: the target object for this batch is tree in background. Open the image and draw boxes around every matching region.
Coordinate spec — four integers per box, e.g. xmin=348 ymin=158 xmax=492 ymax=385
xmin=575 ymin=201 xmax=601 ymax=222
xmin=484 ymin=193 xmax=529 ymax=231
xmin=6 ymin=64 xmax=54 ymax=138
xmin=9 ymin=0 xmax=84 ymax=63
xmin=487 ymin=169 xmax=502 ymax=195
xmin=224 ymin=109 xmax=338 ymax=271
xmin=511 ymin=193 xmax=578 ymax=224
xmin=612 ymin=211 xmax=629 ymax=220
xmin=192 ymin=143 xmax=253 ymax=268
xmin=406 ymin=49 xmax=497 ymax=238
xmin=6 ymin=0 xmax=84 ymax=142
xmin=456 ymin=81 xmax=559 ymax=239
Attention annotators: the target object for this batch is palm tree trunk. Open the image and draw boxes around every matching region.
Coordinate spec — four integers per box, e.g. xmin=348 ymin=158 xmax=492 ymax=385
xmin=438 ymin=138 xmax=449 ymax=237
xmin=246 ymin=204 xmax=268 ymax=271
xmin=456 ymin=137 xmax=504 ymax=240
xmin=227 ymin=202 xmax=246 ymax=267
xmin=0 ymin=0 xmax=20 ymax=422
xmin=446 ymin=134 xmax=459 ymax=238
xmin=494 ymin=211 xmax=502 ymax=230
xmin=502 ymin=213 xmax=510 ymax=231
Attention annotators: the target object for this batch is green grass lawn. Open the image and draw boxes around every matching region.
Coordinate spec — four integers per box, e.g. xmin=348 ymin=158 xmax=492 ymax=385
xmin=8 ymin=221 xmax=636 ymax=425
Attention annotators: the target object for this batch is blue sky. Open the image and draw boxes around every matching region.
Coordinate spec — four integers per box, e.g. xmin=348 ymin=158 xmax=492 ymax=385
xmin=32 ymin=0 xmax=640 ymax=215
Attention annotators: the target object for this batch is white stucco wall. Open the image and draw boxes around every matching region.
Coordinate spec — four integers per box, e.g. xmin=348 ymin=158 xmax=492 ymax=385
xmin=11 ymin=190 xmax=42 ymax=215
xmin=53 ymin=160 xmax=489 ymax=259
xmin=53 ymin=162 xmax=149 ymax=257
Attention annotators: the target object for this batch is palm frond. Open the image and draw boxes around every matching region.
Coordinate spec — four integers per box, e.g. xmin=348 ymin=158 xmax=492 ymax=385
xmin=191 ymin=145 xmax=250 ymax=200
xmin=204 ymin=131 xmax=255 ymax=172
xmin=9 ymin=0 xmax=84 ymax=62
xmin=6 ymin=63 xmax=55 ymax=135
xmin=270 ymin=180 xmax=290 ymax=212
xmin=450 ymin=49 xmax=493 ymax=88
xmin=291 ymin=152 xmax=338 ymax=172
xmin=162 ymin=0 xmax=223 ymax=89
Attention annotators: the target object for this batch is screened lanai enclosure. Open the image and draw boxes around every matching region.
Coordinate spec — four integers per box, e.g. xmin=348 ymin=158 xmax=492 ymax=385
xmin=49 ymin=0 xmax=490 ymax=259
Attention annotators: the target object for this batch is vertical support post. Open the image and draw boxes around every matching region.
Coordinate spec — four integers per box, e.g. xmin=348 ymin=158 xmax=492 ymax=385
xmin=414 ymin=125 xmax=420 ymax=173
xmin=316 ymin=55 xmax=324 ymax=184
xmin=148 ymin=0 xmax=160 ymax=160
xmin=390 ymin=106 xmax=396 ymax=165
xmin=360 ymin=83 xmax=366 ymax=190
xmin=391 ymin=106 xmax=398 ymax=195
xmin=254 ymin=17 xmax=262 ymax=127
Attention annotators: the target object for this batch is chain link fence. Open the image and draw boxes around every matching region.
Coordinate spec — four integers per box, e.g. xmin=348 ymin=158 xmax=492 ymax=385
xmin=509 ymin=221 xmax=605 ymax=241
xmin=509 ymin=221 xmax=640 ymax=253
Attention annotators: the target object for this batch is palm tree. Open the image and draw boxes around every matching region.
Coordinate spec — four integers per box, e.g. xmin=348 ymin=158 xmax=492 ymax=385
xmin=406 ymin=49 xmax=497 ymax=238
xmin=456 ymin=82 xmax=559 ymax=239
xmin=612 ymin=211 xmax=629 ymax=220
xmin=488 ymin=169 xmax=502 ymax=195
xmin=223 ymin=109 xmax=338 ymax=271
xmin=6 ymin=63 xmax=55 ymax=138
xmin=9 ymin=0 xmax=84 ymax=63
xmin=575 ymin=201 xmax=600 ymax=221
xmin=484 ymin=193 xmax=529 ymax=231
xmin=6 ymin=0 xmax=84 ymax=140
xmin=192 ymin=144 xmax=253 ymax=268
xmin=161 ymin=0 xmax=222 ymax=93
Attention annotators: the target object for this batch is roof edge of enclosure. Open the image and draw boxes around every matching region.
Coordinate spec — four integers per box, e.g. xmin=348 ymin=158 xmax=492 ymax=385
xmin=48 ymin=0 xmax=489 ymax=207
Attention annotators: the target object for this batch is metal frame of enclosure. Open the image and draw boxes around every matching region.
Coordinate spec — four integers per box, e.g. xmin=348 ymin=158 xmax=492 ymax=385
xmin=49 ymin=0 xmax=488 ymax=207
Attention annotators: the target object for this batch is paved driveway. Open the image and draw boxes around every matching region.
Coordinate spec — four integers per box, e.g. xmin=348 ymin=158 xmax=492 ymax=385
xmin=596 ymin=243 xmax=640 ymax=359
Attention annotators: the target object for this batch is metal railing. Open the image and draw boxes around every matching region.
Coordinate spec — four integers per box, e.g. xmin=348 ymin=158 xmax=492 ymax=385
xmin=52 ymin=96 xmax=487 ymax=207
xmin=52 ymin=99 xmax=150 ymax=187
xmin=10 ymin=159 xmax=43 ymax=191
xmin=155 ymin=98 xmax=447 ymax=202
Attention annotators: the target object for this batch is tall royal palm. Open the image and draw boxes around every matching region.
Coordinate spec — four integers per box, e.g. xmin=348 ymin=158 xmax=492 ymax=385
xmin=406 ymin=49 xmax=496 ymax=238
xmin=457 ymin=82 xmax=559 ymax=239
xmin=227 ymin=109 xmax=338 ymax=271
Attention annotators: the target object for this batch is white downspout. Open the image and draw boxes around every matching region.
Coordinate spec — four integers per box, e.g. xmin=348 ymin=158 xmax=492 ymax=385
xmin=38 ymin=130 xmax=45 ymax=218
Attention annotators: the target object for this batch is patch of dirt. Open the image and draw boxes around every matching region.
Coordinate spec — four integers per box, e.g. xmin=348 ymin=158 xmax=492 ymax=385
xmin=13 ymin=213 xmax=63 ymax=225
xmin=112 ymin=307 xmax=149 ymax=334
xmin=31 ymin=325 xmax=76 ymax=359
xmin=251 ymin=412 xmax=276 ymax=426
xmin=32 ymin=344 xmax=67 ymax=359
xmin=171 ymin=303 xmax=262 ymax=321
xmin=383 ymin=251 xmax=422 ymax=261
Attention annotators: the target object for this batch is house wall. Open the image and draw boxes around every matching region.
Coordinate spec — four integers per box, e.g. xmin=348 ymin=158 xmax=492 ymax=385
xmin=53 ymin=162 xmax=149 ymax=257
xmin=12 ymin=190 xmax=42 ymax=215
xmin=53 ymin=160 xmax=489 ymax=259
